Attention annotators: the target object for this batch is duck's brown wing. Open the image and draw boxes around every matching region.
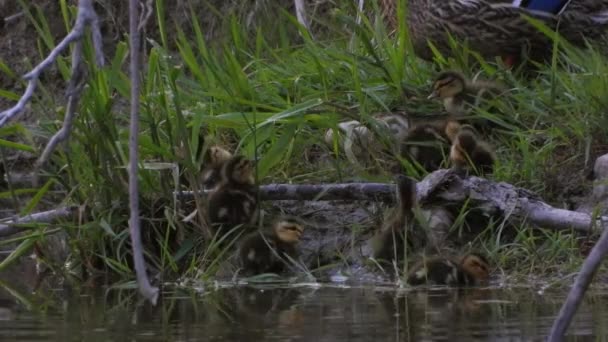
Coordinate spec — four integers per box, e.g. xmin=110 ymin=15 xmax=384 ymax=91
xmin=407 ymin=0 xmax=558 ymax=60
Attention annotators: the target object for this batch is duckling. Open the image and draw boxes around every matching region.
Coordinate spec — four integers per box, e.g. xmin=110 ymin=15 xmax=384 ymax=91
xmin=207 ymin=155 xmax=258 ymax=234
xmin=201 ymin=145 xmax=234 ymax=192
xmin=400 ymin=119 xmax=462 ymax=172
xmin=371 ymin=175 xmax=420 ymax=264
xmin=238 ymin=217 xmax=304 ymax=275
xmin=407 ymin=253 xmax=490 ymax=287
xmin=449 ymin=125 xmax=496 ymax=176
xmin=428 ymin=71 xmax=506 ymax=118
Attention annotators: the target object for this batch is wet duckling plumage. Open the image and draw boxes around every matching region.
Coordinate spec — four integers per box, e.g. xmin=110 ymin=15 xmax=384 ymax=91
xmin=450 ymin=125 xmax=496 ymax=175
xmin=239 ymin=217 xmax=304 ymax=275
xmin=201 ymin=145 xmax=234 ymax=192
xmin=400 ymin=119 xmax=462 ymax=172
xmin=371 ymin=175 xmax=420 ymax=264
xmin=207 ymin=155 xmax=259 ymax=233
xmin=407 ymin=253 xmax=491 ymax=287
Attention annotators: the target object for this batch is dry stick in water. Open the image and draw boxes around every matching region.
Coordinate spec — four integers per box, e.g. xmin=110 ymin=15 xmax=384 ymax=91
xmin=548 ymin=218 xmax=608 ymax=341
xmin=0 ymin=0 xmax=104 ymax=128
xmin=128 ymin=0 xmax=158 ymax=305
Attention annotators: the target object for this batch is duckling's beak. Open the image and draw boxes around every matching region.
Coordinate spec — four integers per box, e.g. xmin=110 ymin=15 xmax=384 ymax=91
xmin=427 ymin=90 xmax=439 ymax=100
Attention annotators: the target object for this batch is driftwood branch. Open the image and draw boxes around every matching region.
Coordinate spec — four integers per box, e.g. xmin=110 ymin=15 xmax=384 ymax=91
xmin=128 ymin=0 xmax=158 ymax=305
xmin=0 ymin=206 xmax=78 ymax=238
xmin=0 ymin=0 xmax=104 ymax=127
xmin=176 ymin=169 xmax=605 ymax=233
xmin=548 ymin=219 xmax=608 ymax=340
xmin=2 ymin=170 xmax=605 ymax=239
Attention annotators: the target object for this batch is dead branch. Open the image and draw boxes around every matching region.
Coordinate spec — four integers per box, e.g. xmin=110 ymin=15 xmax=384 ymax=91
xmin=128 ymin=0 xmax=159 ymax=305
xmin=548 ymin=217 xmax=608 ymax=340
xmin=0 ymin=0 xmax=104 ymax=127
xmin=3 ymin=12 xmax=25 ymax=25
xmin=36 ymin=42 xmax=87 ymax=170
xmin=174 ymin=169 xmax=605 ymax=233
xmin=0 ymin=206 xmax=78 ymax=238
xmin=294 ymin=0 xmax=313 ymax=38
xmin=1 ymin=170 xmax=605 ymax=239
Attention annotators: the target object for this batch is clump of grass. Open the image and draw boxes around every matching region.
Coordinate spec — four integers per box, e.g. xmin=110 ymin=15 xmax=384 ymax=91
xmin=1 ymin=0 xmax=607 ymax=285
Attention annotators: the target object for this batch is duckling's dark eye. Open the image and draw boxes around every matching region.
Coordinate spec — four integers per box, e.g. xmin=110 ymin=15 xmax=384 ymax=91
xmin=284 ymin=225 xmax=298 ymax=231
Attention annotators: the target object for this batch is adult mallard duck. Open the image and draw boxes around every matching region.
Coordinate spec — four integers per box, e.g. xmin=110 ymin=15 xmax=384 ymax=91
xmin=406 ymin=0 xmax=608 ymax=63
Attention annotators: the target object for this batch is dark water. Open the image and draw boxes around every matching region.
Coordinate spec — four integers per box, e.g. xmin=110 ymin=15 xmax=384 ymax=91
xmin=0 ymin=271 xmax=606 ymax=342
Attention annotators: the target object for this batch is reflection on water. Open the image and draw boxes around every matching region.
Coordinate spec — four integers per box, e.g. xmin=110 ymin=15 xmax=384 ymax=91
xmin=0 ymin=272 xmax=607 ymax=342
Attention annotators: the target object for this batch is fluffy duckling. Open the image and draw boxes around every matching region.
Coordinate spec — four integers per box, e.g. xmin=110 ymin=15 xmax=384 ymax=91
xmin=207 ymin=155 xmax=258 ymax=233
xmin=449 ymin=125 xmax=496 ymax=176
xmin=238 ymin=217 xmax=304 ymax=275
xmin=407 ymin=253 xmax=490 ymax=287
xmin=201 ymin=145 xmax=233 ymax=192
xmin=371 ymin=175 xmax=419 ymax=264
xmin=428 ymin=71 xmax=506 ymax=117
xmin=400 ymin=119 xmax=462 ymax=172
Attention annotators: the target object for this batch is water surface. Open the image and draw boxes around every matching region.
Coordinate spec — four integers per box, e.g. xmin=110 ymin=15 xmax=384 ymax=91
xmin=0 ymin=272 xmax=606 ymax=341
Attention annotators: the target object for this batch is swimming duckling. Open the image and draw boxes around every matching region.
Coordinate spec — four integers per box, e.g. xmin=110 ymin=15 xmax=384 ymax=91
xmin=449 ymin=125 xmax=496 ymax=176
xmin=201 ymin=145 xmax=234 ymax=192
xmin=427 ymin=71 xmax=506 ymax=117
xmin=400 ymin=119 xmax=462 ymax=172
xmin=238 ymin=217 xmax=304 ymax=275
xmin=407 ymin=253 xmax=490 ymax=287
xmin=207 ymin=155 xmax=258 ymax=234
xmin=371 ymin=175 xmax=419 ymax=264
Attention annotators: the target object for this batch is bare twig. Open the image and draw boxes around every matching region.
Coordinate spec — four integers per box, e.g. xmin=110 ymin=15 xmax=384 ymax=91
xmin=294 ymin=0 xmax=314 ymax=39
xmin=36 ymin=42 xmax=86 ymax=170
xmin=0 ymin=206 xmax=78 ymax=237
xmin=548 ymin=217 xmax=608 ymax=340
xmin=3 ymin=11 xmax=25 ymax=24
xmin=356 ymin=0 xmax=365 ymax=25
xmin=0 ymin=0 xmax=104 ymax=127
xmin=128 ymin=0 xmax=159 ymax=305
xmin=138 ymin=0 xmax=154 ymax=31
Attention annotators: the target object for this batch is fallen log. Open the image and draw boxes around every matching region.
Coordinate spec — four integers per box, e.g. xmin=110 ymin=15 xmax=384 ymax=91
xmin=179 ymin=169 xmax=604 ymax=233
xmin=1 ymin=169 xmax=605 ymax=239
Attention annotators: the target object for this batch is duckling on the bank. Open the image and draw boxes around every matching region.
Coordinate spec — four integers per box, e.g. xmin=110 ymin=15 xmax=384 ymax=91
xmin=201 ymin=145 xmax=233 ymax=192
xmin=239 ymin=217 xmax=304 ymax=275
xmin=207 ymin=155 xmax=258 ymax=234
xmin=407 ymin=253 xmax=490 ymax=287
xmin=400 ymin=119 xmax=462 ymax=172
xmin=428 ymin=71 xmax=506 ymax=117
xmin=371 ymin=175 xmax=421 ymax=264
xmin=449 ymin=125 xmax=495 ymax=176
